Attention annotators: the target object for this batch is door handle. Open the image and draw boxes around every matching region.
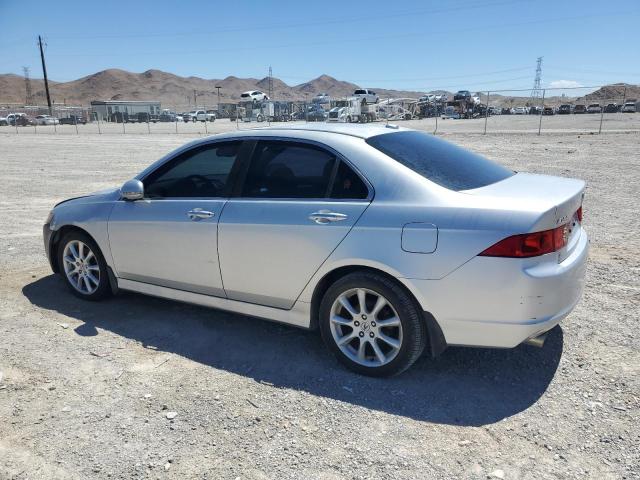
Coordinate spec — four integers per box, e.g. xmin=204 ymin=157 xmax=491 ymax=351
xmin=308 ymin=211 xmax=348 ymax=224
xmin=187 ymin=208 xmax=215 ymax=220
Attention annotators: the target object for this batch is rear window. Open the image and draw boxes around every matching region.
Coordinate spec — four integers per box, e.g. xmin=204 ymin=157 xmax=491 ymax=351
xmin=365 ymin=131 xmax=514 ymax=191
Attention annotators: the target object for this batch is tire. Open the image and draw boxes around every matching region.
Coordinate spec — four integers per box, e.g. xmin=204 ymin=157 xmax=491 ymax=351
xmin=346 ymin=116 xmax=352 ymax=123
xmin=57 ymin=231 xmax=112 ymax=301
xmin=319 ymin=271 xmax=427 ymax=377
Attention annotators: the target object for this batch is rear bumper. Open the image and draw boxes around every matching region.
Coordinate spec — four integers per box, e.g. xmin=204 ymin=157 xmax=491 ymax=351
xmin=406 ymin=228 xmax=589 ymax=348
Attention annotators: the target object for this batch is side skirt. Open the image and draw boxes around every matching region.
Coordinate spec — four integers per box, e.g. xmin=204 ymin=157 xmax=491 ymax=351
xmin=117 ymin=278 xmax=311 ymax=329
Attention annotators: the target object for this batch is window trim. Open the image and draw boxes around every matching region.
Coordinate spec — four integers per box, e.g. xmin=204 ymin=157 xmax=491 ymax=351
xmin=231 ymin=137 xmax=373 ymax=202
xmin=139 ymin=140 xmax=248 ymax=200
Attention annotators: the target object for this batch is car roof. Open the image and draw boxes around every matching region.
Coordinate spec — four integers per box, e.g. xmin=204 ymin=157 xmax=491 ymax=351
xmin=254 ymin=123 xmax=406 ymax=139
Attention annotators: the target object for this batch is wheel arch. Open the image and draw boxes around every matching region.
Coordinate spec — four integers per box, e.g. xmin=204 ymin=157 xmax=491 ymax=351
xmin=49 ymin=224 xmax=119 ymax=294
xmin=308 ymin=264 xmax=447 ymax=357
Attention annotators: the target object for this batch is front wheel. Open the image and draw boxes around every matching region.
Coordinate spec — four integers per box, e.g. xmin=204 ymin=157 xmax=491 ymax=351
xmin=57 ymin=231 xmax=112 ymax=301
xmin=319 ymin=272 xmax=427 ymax=376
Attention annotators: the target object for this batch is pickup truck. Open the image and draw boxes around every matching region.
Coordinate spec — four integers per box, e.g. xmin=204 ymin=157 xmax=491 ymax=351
xmin=183 ymin=110 xmax=216 ymax=122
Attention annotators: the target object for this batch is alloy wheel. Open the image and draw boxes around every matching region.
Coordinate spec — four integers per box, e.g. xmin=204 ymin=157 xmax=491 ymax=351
xmin=329 ymin=288 xmax=403 ymax=367
xmin=62 ymin=240 xmax=100 ymax=294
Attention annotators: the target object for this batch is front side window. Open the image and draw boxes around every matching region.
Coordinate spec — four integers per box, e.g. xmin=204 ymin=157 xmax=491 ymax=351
xmin=366 ymin=131 xmax=514 ymax=191
xmin=144 ymin=142 xmax=241 ymax=198
xmin=241 ymin=141 xmax=336 ymax=198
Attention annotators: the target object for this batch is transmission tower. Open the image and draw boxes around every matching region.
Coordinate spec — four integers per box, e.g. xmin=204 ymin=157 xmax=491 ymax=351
xmin=530 ymin=57 xmax=543 ymax=102
xmin=23 ymin=66 xmax=34 ymax=105
xmin=268 ymin=66 xmax=273 ymax=99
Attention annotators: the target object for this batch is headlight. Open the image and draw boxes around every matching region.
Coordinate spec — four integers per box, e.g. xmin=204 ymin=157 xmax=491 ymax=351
xmin=45 ymin=210 xmax=54 ymax=225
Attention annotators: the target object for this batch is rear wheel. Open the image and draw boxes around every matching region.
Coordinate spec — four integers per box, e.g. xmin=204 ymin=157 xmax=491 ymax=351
xmin=57 ymin=231 xmax=112 ymax=301
xmin=319 ymin=272 xmax=427 ymax=376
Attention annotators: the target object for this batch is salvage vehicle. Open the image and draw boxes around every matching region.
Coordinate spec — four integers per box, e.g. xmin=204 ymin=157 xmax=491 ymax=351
xmin=621 ymin=102 xmax=636 ymax=113
xmin=59 ymin=115 xmax=87 ymax=125
xmin=184 ymin=110 xmax=216 ymax=122
xmin=13 ymin=113 xmax=36 ymax=126
xmin=312 ymin=93 xmax=331 ymax=104
xmin=558 ymin=104 xmax=572 ymax=114
xmin=240 ymin=91 xmax=269 ymax=102
xmin=353 ymin=89 xmax=378 ymax=104
xmin=587 ymin=104 xmax=602 ymax=113
xmin=574 ymin=104 xmax=587 ymax=114
xmin=542 ymin=106 xmax=555 ymax=115
xmin=43 ymin=124 xmax=588 ymax=376
xmin=159 ymin=110 xmax=178 ymax=122
xmin=528 ymin=106 xmax=542 ymax=115
xmin=327 ymin=98 xmax=376 ymax=123
xmin=35 ymin=114 xmax=60 ymax=125
xmin=512 ymin=106 xmax=528 ymax=115
xmin=604 ymin=103 xmax=618 ymax=113
xmin=453 ymin=90 xmax=471 ymax=101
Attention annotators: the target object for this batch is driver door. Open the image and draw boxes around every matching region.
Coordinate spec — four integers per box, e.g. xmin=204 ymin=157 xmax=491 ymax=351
xmin=108 ymin=141 xmax=244 ymax=297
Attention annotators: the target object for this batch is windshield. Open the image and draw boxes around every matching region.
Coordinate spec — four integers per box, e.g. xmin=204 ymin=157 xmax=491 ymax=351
xmin=366 ymin=131 xmax=514 ymax=191
xmin=354 ymin=90 xmax=366 ymax=94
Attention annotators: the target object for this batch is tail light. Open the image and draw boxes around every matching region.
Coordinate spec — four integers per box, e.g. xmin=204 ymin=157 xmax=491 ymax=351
xmin=576 ymin=206 xmax=583 ymax=222
xmin=480 ymin=224 xmax=569 ymax=258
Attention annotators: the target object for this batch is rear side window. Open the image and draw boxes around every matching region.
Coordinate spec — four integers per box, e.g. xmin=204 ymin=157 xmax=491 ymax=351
xmin=331 ymin=161 xmax=369 ymax=199
xmin=242 ymin=141 xmax=336 ymax=198
xmin=366 ymin=131 xmax=514 ymax=191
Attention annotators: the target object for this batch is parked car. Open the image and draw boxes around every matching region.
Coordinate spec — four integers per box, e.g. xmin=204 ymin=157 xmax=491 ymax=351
xmin=453 ymin=90 xmax=471 ymax=101
xmin=604 ymin=103 xmax=618 ymax=113
xmin=418 ymin=94 xmax=436 ymax=103
xmin=43 ymin=124 xmax=588 ymax=376
xmin=5 ymin=113 xmax=22 ymax=125
xmin=501 ymin=107 xmax=512 ymax=115
xmin=512 ymin=106 xmax=528 ymax=115
xmin=35 ymin=115 xmax=60 ymax=125
xmin=159 ymin=110 xmax=178 ymax=122
xmin=240 ymin=91 xmax=268 ymax=102
xmin=488 ymin=106 xmax=501 ymax=115
xmin=0 ymin=115 xmax=9 ymax=125
xmin=528 ymin=106 xmax=542 ymax=115
xmin=434 ymin=94 xmax=448 ymax=102
xmin=542 ymin=106 xmax=555 ymax=115
xmin=312 ymin=93 xmax=331 ymax=104
xmin=621 ymin=102 xmax=637 ymax=113
xmin=558 ymin=104 xmax=572 ymax=115
xmin=59 ymin=115 xmax=87 ymax=125
xmin=185 ymin=110 xmax=216 ymax=122
xmin=306 ymin=105 xmax=328 ymax=122
xmin=587 ymin=104 xmax=602 ymax=113
xmin=574 ymin=104 xmax=587 ymax=114
xmin=353 ymin=89 xmax=379 ymax=104
xmin=14 ymin=113 xmax=36 ymax=126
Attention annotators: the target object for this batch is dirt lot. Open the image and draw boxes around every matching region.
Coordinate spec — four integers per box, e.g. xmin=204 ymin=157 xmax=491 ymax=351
xmin=0 ymin=125 xmax=638 ymax=479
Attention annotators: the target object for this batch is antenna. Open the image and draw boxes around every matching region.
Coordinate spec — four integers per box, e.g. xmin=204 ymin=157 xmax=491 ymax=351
xmin=530 ymin=56 xmax=543 ymax=103
xmin=23 ymin=66 xmax=34 ymax=105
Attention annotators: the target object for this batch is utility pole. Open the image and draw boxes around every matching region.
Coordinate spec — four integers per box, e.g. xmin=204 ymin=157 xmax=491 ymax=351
xmin=193 ymin=89 xmax=198 ymax=108
xmin=38 ymin=35 xmax=53 ymax=115
xmin=268 ymin=66 xmax=273 ymax=99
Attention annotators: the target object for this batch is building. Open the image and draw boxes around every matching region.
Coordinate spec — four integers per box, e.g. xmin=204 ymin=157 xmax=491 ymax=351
xmin=90 ymin=100 xmax=161 ymax=122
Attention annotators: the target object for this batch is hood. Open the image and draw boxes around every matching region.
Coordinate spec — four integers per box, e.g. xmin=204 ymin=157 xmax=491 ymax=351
xmin=54 ymin=187 xmax=120 ymax=208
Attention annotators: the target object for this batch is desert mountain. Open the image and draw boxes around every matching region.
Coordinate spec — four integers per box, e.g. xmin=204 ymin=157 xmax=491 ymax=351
xmin=0 ymin=69 xmax=426 ymax=107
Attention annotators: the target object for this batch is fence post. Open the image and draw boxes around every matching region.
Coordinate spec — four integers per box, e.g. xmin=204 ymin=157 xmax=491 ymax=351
xmin=434 ymin=108 xmax=438 ymax=134
xmin=97 ymin=114 xmax=101 ymax=134
xmin=537 ymin=89 xmax=546 ymax=136
xmin=122 ymin=117 xmax=125 ymax=134
xmin=484 ymin=91 xmax=490 ymax=134
xmin=598 ymin=101 xmax=605 ymax=134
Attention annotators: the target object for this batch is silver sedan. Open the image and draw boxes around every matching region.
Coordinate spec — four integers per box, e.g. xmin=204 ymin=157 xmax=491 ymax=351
xmin=43 ymin=124 xmax=588 ymax=376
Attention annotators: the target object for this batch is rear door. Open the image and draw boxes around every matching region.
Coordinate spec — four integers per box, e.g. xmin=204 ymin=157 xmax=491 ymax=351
xmin=218 ymin=139 xmax=372 ymax=309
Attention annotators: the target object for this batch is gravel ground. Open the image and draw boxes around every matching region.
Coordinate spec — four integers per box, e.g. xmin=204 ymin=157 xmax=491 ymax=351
xmin=0 ymin=125 xmax=638 ymax=479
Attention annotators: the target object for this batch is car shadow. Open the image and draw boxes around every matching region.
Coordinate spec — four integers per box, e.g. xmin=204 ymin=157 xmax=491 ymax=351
xmin=22 ymin=275 xmax=563 ymax=426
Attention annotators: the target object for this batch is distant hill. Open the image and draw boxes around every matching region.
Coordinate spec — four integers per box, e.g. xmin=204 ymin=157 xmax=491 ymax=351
xmin=0 ymin=69 xmax=426 ymax=107
xmin=1 ymin=69 xmax=636 ymax=109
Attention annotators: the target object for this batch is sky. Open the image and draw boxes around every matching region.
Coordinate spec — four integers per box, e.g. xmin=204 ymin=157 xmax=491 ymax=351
xmin=1 ymin=0 xmax=639 ymax=94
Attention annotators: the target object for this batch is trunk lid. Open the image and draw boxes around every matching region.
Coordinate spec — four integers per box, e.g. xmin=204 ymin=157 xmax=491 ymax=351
xmin=463 ymin=172 xmax=585 ymax=261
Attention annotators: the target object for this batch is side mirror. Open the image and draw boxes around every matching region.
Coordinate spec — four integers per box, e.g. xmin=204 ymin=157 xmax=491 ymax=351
xmin=120 ymin=179 xmax=144 ymax=201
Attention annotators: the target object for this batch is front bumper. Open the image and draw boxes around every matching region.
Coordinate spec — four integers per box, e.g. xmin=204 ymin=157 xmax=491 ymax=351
xmin=43 ymin=222 xmax=56 ymax=272
xmin=406 ymin=228 xmax=589 ymax=348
